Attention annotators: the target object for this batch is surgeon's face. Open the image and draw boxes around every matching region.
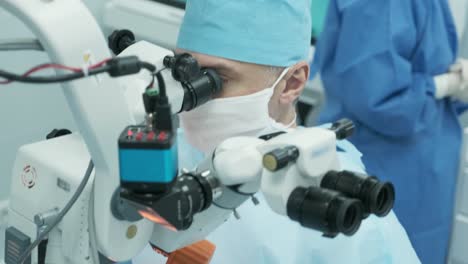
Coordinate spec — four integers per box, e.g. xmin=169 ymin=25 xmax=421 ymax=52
xmin=175 ymin=49 xmax=308 ymax=125
xmin=176 ymin=49 xmax=278 ymax=98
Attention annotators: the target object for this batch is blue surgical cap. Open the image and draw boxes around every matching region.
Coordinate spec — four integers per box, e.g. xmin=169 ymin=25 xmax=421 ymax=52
xmin=177 ymin=0 xmax=312 ymax=67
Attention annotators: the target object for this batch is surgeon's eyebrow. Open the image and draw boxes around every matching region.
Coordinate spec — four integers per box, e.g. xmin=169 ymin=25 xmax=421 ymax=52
xmin=205 ymin=62 xmax=239 ymax=79
xmin=200 ymin=60 xmax=230 ymax=71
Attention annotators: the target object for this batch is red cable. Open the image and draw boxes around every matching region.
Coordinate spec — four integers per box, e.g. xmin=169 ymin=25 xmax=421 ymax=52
xmin=0 ymin=64 xmax=79 ymax=85
xmin=0 ymin=58 xmax=112 ymax=85
xmin=89 ymin=58 xmax=111 ymax=69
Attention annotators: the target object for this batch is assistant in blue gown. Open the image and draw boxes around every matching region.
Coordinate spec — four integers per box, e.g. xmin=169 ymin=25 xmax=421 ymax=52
xmin=315 ymin=0 xmax=468 ymax=263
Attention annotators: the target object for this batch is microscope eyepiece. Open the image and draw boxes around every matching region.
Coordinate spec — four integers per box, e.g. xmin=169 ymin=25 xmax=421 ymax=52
xmin=180 ymin=68 xmax=223 ymax=112
xmin=287 ymin=186 xmax=363 ymax=237
xmin=161 ymin=53 xmax=223 ymax=113
xmin=321 ymin=171 xmax=395 ymax=217
xmin=108 ymin=29 xmax=136 ymax=55
xmin=164 ymin=53 xmax=201 ymax=82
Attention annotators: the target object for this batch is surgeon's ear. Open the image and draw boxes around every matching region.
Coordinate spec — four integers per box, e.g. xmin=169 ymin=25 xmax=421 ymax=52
xmin=280 ymin=61 xmax=309 ymax=104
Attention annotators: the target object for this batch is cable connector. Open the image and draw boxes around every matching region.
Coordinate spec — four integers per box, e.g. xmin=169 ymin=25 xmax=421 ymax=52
xmin=154 ymin=95 xmax=174 ymax=131
xmin=107 ymin=56 xmax=142 ymax=77
xmin=143 ymin=89 xmax=158 ymax=114
xmin=152 ymin=71 xmax=174 ymax=132
xmin=107 ymin=56 xmax=156 ymax=77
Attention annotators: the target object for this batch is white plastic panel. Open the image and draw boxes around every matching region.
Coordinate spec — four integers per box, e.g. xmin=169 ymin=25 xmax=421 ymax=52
xmin=0 ymin=0 xmax=153 ymax=260
xmin=460 ymin=167 xmax=468 ymax=215
xmin=448 ymin=127 xmax=468 ymax=264
xmin=449 ymin=215 xmax=468 ymax=264
xmin=103 ymin=0 xmax=184 ymax=49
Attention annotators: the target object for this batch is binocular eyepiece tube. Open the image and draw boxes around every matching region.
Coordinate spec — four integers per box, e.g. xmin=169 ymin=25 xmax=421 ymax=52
xmin=180 ymin=68 xmax=222 ymax=112
xmin=164 ymin=53 xmax=223 ymax=113
xmin=321 ymin=171 xmax=395 ymax=218
xmin=287 ymin=186 xmax=363 ymax=237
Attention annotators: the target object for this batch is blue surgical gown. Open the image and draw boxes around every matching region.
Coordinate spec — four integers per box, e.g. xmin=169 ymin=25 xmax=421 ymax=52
xmin=131 ymin=129 xmax=420 ymax=264
xmin=314 ymin=0 xmax=467 ymax=263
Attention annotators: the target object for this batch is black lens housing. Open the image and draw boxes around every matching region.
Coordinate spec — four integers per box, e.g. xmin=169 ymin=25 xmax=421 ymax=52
xmin=151 ymin=172 xmax=215 ymax=230
xmin=287 ymin=186 xmax=363 ymax=237
xmin=108 ymin=29 xmax=136 ymax=55
xmin=118 ymin=172 xmax=216 ymax=231
xmin=180 ymin=68 xmax=222 ymax=112
xmin=163 ymin=53 xmax=201 ymax=82
xmin=321 ymin=171 xmax=395 ymax=217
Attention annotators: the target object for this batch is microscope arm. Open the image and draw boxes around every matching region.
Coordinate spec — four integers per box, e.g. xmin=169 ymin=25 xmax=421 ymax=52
xmin=144 ymin=137 xmax=265 ymax=253
xmin=152 ymin=124 xmax=395 ymax=244
xmin=0 ymin=0 xmax=152 ymax=260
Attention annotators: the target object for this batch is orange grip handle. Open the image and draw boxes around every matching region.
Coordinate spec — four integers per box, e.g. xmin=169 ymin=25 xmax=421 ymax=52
xmin=166 ymin=240 xmax=216 ymax=264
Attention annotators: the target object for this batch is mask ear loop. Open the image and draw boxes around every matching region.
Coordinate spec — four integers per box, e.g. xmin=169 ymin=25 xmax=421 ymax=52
xmin=270 ymin=67 xmax=291 ymax=89
xmin=270 ymin=67 xmax=296 ymax=128
xmin=285 ymin=112 xmax=297 ymax=128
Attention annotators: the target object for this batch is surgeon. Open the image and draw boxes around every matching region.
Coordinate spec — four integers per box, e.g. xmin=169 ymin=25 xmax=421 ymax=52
xmin=133 ymin=0 xmax=421 ymax=263
xmin=314 ymin=0 xmax=468 ymax=263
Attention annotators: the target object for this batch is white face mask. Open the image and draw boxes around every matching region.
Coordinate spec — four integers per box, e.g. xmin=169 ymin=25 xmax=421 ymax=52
xmin=180 ymin=67 xmax=294 ymax=153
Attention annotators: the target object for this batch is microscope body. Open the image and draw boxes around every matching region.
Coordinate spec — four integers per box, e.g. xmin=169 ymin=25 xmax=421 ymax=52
xmin=258 ymin=124 xmax=395 ymax=237
xmin=259 ymin=127 xmax=340 ymax=216
xmin=0 ymin=0 xmax=395 ymax=260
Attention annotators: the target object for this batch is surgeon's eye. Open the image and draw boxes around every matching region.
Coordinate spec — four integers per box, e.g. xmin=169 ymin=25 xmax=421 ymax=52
xmin=218 ymin=75 xmax=229 ymax=84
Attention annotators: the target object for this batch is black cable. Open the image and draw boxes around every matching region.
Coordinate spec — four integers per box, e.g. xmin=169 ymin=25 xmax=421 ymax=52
xmin=0 ymin=66 xmax=110 ymax=84
xmin=140 ymin=61 xmax=156 ymax=73
xmin=0 ymin=38 xmax=43 ymax=51
xmin=18 ymin=160 xmax=94 ymax=264
xmin=0 ymin=57 xmax=157 ymax=85
xmin=146 ymin=67 xmax=167 ymax=91
xmin=157 ymin=67 xmax=167 ymax=74
xmin=156 ymin=71 xmax=167 ymax=98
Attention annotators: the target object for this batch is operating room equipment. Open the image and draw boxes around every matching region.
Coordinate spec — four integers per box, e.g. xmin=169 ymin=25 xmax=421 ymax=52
xmin=111 ymin=29 xmax=394 ymax=242
xmin=103 ymin=0 xmax=185 ymax=50
xmin=0 ymin=1 xmax=396 ymax=263
xmin=0 ymin=39 xmax=43 ymax=51
xmin=0 ymin=0 xmax=209 ymax=262
xmin=0 ymin=22 xmax=226 ymax=264
xmin=258 ymin=120 xmax=394 ymax=236
xmin=2 ymin=114 xmax=394 ymax=264
xmin=108 ymin=29 xmax=223 ymax=116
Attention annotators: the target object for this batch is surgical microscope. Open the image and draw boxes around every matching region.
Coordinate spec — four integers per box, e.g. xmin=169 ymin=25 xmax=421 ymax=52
xmin=0 ymin=1 xmax=395 ymax=263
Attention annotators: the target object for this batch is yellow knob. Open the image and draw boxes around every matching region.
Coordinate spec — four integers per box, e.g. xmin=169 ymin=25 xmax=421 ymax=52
xmin=126 ymin=225 xmax=138 ymax=239
xmin=263 ymin=154 xmax=278 ymax=172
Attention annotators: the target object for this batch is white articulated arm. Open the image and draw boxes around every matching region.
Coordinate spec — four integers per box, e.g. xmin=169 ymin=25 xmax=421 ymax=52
xmin=148 ymin=137 xmax=265 ymax=253
xmin=0 ymin=0 xmax=152 ymax=260
xmin=213 ymin=137 xmax=265 ymax=186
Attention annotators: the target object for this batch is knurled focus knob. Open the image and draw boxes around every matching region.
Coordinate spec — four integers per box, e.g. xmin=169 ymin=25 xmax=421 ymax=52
xmin=263 ymin=146 xmax=299 ymax=172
